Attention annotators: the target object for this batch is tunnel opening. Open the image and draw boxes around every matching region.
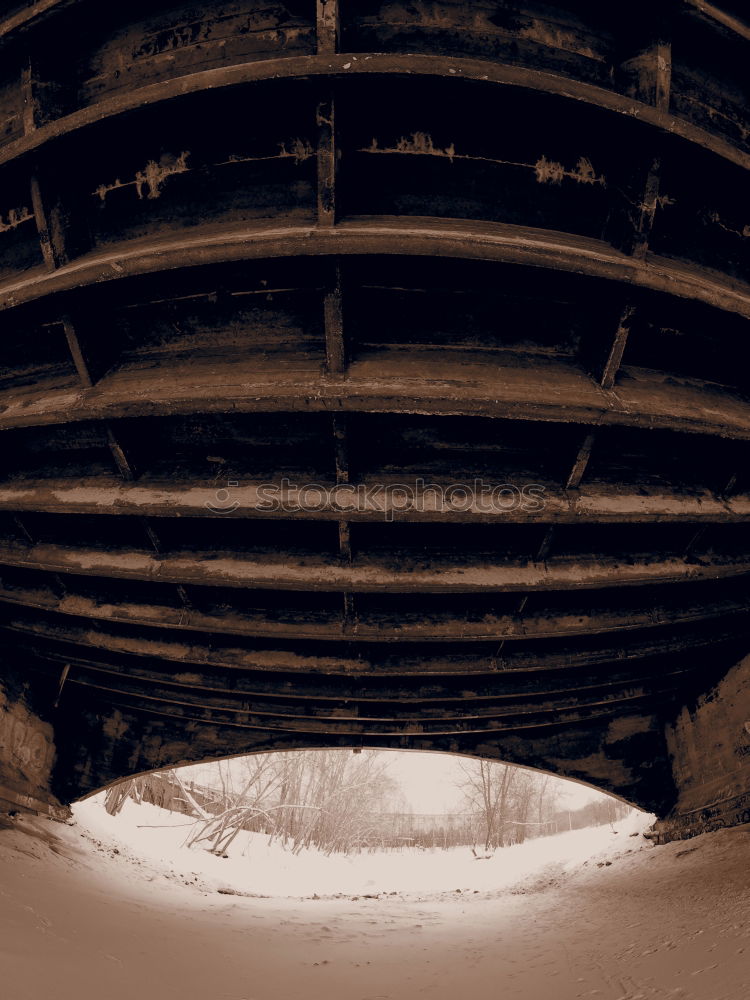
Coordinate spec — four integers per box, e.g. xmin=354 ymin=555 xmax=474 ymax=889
xmin=71 ymin=748 xmax=649 ymax=901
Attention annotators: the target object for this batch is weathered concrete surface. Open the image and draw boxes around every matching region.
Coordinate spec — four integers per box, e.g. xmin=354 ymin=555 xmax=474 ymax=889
xmin=1 ymin=647 xmax=749 ymax=842
xmin=652 ymin=656 xmax=750 ymax=842
xmin=0 ymin=0 xmax=748 ymax=843
xmin=0 ymin=666 xmax=67 ymax=819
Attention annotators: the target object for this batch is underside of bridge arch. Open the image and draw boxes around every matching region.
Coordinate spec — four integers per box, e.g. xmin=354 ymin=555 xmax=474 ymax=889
xmin=0 ymin=0 xmax=749 ymax=842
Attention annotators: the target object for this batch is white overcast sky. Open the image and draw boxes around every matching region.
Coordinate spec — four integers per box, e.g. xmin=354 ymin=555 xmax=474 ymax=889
xmin=182 ymin=749 xmax=611 ymax=814
xmin=382 ymin=751 xmax=609 ymax=813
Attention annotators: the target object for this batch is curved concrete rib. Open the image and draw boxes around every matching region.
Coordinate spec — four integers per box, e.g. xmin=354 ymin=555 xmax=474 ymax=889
xmin=1 ymin=540 xmax=749 ymax=593
xmin=2 ymin=353 xmax=750 ymax=441
xmin=1 ymin=576 xmax=748 ymax=643
xmin=0 ymin=478 xmax=747 ymax=524
xmin=0 ymin=52 xmax=747 ymax=172
xmin=2 ymin=219 xmax=750 ymax=320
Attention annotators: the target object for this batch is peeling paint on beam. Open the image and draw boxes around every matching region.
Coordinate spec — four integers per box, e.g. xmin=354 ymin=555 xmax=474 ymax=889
xmin=2 ymin=540 xmax=750 ymax=594
xmin=3 ymin=577 xmax=747 ymax=644
xmin=0 ymin=478 xmax=749 ymax=524
xmin=11 ymin=615 xmax=741 ymax=685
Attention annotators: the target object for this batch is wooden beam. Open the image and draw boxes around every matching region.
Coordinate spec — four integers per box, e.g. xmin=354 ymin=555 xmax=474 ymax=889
xmin=2 ymin=351 xmax=750 ymax=441
xmin=2 ymin=218 xmax=749 ymax=322
xmin=1 ymin=576 xmax=746 ymax=643
xmin=1 ymin=478 xmax=748 ymax=524
xmin=0 ymin=54 xmax=746 ymax=174
xmin=1 ymin=539 xmax=749 ymax=593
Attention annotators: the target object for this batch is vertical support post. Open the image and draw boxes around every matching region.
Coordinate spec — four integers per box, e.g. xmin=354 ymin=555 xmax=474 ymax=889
xmin=21 ymin=62 xmax=39 ymax=135
xmin=333 ymin=412 xmax=349 ymax=482
xmin=30 ymin=172 xmax=67 ymax=271
xmin=653 ymin=32 xmax=672 ymax=114
xmin=316 ymin=0 xmax=339 ymax=56
xmin=316 ymin=95 xmax=337 ymax=226
xmin=61 ymin=316 xmax=93 ymax=387
xmin=324 ymin=260 xmax=345 ymax=373
xmin=333 ymin=411 xmax=354 ymax=623
xmin=106 ymin=425 xmax=135 ymax=481
xmin=599 ymin=304 xmax=637 ymax=389
xmin=619 ymin=9 xmax=672 ymax=111
xmin=566 ymin=432 xmax=596 ymax=491
xmin=627 ymin=157 xmax=662 ymax=260
xmin=316 ymin=0 xmax=338 ymax=220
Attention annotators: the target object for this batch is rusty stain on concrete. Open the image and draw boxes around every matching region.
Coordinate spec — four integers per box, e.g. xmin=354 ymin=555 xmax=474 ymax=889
xmin=94 ymin=151 xmax=191 ymax=202
xmin=363 ymin=135 xmax=606 ymax=187
xmin=0 ymin=206 xmax=33 ymax=233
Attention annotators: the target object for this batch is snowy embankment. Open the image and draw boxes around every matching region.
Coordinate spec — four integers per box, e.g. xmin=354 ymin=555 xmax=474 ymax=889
xmin=73 ymin=795 xmax=653 ymax=898
xmin=1 ymin=802 xmax=748 ymax=1000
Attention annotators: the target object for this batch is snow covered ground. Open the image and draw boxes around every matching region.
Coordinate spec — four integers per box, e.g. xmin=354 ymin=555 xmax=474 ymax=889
xmin=73 ymin=796 xmax=653 ymax=898
xmin=1 ymin=800 xmax=748 ymax=1000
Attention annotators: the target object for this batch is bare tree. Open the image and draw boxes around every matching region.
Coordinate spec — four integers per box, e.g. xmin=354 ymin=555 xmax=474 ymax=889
xmin=457 ymin=759 xmax=518 ymax=851
xmin=456 ymin=761 xmax=566 ymax=850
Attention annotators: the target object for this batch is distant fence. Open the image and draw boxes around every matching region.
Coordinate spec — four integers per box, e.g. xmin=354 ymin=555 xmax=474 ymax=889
xmin=128 ymin=771 xmax=631 ymax=850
